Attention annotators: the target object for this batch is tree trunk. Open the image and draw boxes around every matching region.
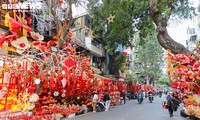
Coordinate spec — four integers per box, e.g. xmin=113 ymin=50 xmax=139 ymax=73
xmin=149 ymin=0 xmax=191 ymax=55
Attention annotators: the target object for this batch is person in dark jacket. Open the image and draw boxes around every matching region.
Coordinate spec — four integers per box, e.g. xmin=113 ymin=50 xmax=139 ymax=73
xmin=120 ymin=91 xmax=126 ymax=104
xmin=103 ymin=92 xmax=111 ymax=111
xmin=167 ymin=91 xmax=174 ymax=117
xmin=172 ymin=92 xmax=181 ymax=111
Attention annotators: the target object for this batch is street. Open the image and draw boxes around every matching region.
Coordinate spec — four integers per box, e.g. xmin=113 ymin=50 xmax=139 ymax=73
xmin=68 ymin=96 xmax=189 ymax=120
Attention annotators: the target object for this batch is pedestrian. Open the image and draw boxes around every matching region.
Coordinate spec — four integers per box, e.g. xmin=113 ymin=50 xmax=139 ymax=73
xmin=172 ymin=92 xmax=181 ymax=111
xmin=167 ymin=91 xmax=174 ymax=117
xmin=103 ymin=92 xmax=111 ymax=111
xmin=92 ymin=91 xmax=98 ymax=112
xmin=122 ymin=90 xmax=126 ymax=104
xmin=120 ymin=90 xmax=126 ymax=104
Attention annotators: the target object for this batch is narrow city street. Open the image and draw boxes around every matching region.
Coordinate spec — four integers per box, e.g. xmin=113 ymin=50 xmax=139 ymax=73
xmin=68 ymin=96 xmax=189 ymax=120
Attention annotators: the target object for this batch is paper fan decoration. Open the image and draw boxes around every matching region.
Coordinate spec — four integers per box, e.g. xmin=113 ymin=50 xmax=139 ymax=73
xmin=31 ymin=32 xmax=44 ymax=41
xmin=29 ymin=93 xmax=39 ymax=103
xmin=32 ymin=41 xmax=47 ymax=52
xmin=26 ymin=103 xmax=35 ymax=111
xmin=11 ymin=37 xmax=30 ymax=53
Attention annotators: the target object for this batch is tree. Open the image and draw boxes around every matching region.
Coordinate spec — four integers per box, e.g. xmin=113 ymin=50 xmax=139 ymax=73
xmin=88 ymin=0 xmax=139 ymax=77
xmin=158 ymin=74 xmax=170 ymax=87
xmin=149 ymin=0 xmax=194 ymax=54
xmin=88 ymin=0 xmax=195 ymax=55
xmin=135 ymin=38 xmax=164 ymax=85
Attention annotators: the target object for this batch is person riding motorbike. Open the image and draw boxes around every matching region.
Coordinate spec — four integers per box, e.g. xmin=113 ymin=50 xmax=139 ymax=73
xmin=137 ymin=91 xmax=144 ymax=104
xmin=158 ymin=91 xmax=162 ymax=97
xmin=148 ymin=90 xmax=154 ymax=103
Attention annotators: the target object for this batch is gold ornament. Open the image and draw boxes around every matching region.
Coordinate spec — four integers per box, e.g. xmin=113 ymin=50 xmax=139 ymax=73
xmin=107 ymin=14 xmax=115 ymax=24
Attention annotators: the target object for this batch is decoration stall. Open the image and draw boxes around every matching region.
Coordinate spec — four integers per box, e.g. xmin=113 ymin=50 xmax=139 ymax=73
xmin=167 ymin=45 xmax=200 ymax=119
xmin=0 ymin=10 xmax=134 ymax=119
xmin=0 ymin=1 xmax=157 ymax=119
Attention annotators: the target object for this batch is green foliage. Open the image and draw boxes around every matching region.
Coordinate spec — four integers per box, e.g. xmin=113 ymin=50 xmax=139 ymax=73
xmin=87 ymin=0 xmax=195 ymax=77
xmin=113 ymin=52 xmax=127 ymax=71
xmin=88 ymin=0 xmax=135 ymax=52
xmin=88 ymin=0 xmax=195 ymax=46
xmin=135 ymin=38 xmax=164 ymax=84
xmin=158 ymin=74 xmax=170 ymax=86
xmin=125 ymin=71 xmax=139 ymax=82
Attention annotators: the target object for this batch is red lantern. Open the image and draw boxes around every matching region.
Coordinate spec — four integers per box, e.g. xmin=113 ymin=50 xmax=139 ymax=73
xmin=122 ymin=51 xmax=127 ymax=56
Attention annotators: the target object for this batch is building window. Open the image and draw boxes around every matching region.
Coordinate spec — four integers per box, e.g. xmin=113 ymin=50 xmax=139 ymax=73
xmin=190 ymin=35 xmax=197 ymax=42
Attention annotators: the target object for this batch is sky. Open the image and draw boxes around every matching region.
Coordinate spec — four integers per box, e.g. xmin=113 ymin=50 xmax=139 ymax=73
xmin=167 ymin=20 xmax=190 ymax=46
xmin=167 ymin=0 xmax=199 ymax=46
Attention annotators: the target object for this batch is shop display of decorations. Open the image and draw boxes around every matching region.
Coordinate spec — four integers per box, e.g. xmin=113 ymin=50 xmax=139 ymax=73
xmin=0 ymin=11 xmax=131 ymax=119
xmin=167 ymin=43 xmax=200 ymax=119
xmin=0 ymin=0 xmax=156 ymax=119
xmin=183 ymin=94 xmax=200 ymax=118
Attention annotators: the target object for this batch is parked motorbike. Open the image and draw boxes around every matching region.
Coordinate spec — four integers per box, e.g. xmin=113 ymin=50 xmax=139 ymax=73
xmin=127 ymin=92 xmax=136 ymax=100
xmin=96 ymin=101 xmax=105 ymax=112
xmin=148 ymin=94 xmax=153 ymax=103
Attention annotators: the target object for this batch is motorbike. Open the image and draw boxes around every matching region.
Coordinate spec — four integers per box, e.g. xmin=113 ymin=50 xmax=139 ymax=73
xmin=127 ymin=92 xmax=134 ymax=100
xmin=148 ymin=94 xmax=153 ymax=103
xmin=137 ymin=94 xmax=143 ymax=104
xmin=96 ymin=101 xmax=105 ymax=112
xmin=159 ymin=93 xmax=162 ymax=98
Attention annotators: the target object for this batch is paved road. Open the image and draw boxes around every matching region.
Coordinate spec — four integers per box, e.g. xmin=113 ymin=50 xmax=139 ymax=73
xmin=67 ymin=96 xmax=190 ymax=120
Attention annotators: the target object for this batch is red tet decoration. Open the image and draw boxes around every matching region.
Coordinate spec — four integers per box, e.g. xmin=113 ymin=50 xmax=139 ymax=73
xmin=63 ymin=58 xmax=76 ymax=67
xmin=122 ymin=51 xmax=127 ymax=56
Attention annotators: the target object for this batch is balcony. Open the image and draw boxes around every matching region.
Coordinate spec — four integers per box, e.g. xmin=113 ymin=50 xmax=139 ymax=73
xmin=71 ymin=26 xmax=87 ymax=49
xmin=85 ymin=37 xmax=105 ymax=57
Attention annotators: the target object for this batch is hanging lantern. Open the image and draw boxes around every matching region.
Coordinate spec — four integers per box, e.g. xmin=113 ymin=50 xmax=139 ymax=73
xmin=122 ymin=51 xmax=127 ymax=56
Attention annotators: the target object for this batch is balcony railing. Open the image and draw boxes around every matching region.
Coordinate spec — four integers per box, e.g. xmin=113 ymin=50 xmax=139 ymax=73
xmin=71 ymin=26 xmax=87 ymax=48
xmin=85 ymin=37 xmax=105 ymax=57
